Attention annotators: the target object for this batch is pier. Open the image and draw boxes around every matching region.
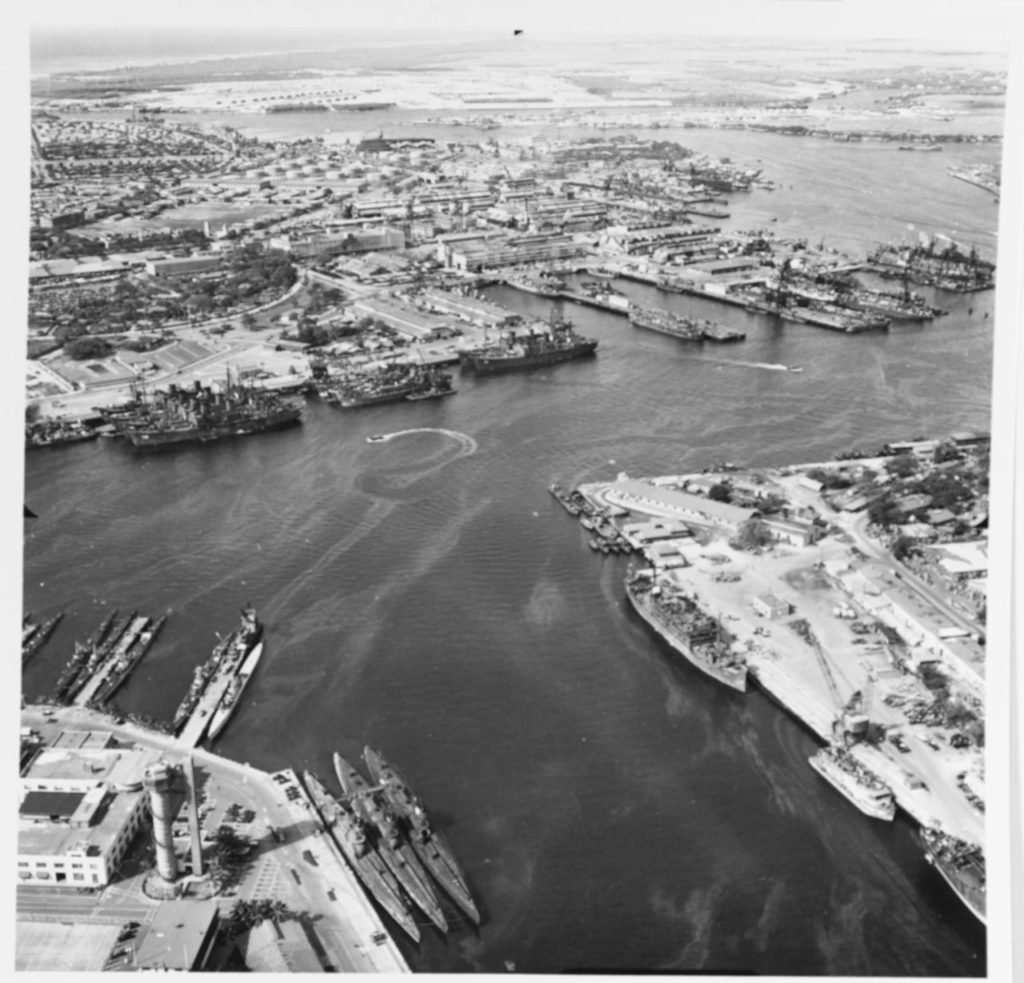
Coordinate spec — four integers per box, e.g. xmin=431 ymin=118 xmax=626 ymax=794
xmin=19 ymin=704 xmax=410 ymax=973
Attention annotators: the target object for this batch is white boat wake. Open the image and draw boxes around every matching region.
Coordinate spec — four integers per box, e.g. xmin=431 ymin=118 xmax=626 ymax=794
xmin=685 ymin=357 xmax=798 ymax=372
xmin=368 ymin=427 xmax=478 ymax=456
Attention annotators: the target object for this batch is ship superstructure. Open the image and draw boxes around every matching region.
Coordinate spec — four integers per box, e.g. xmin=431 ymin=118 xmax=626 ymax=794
xmin=97 ymin=372 xmax=301 ymax=448
xmin=625 ymin=569 xmax=747 ymax=691
xmin=628 ymin=303 xmax=745 ymax=342
xmin=809 ymin=746 xmax=896 ymax=821
xmin=921 ymin=827 xmax=986 ymax=925
xmin=459 ymin=319 xmax=597 ymax=373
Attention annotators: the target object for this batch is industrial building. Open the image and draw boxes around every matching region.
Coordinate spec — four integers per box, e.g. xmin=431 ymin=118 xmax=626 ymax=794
xmin=270 ymin=226 xmax=405 ymax=260
xmin=146 ymin=255 xmax=223 ymax=278
xmin=419 ymin=289 xmax=520 ymax=328
xmin=351 ymin=295 xmax=451 ymax=340
xmin=17 ymin=738 xmax=161 ymax=888
xmin=603 ymin=477 xmax=759 ymax=532
xmin=443 ymin=232 xmax=587 ymax=272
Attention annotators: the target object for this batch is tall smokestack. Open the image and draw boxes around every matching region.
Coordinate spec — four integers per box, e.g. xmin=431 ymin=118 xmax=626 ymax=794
xmin=144 ymin=762 xmax=179 ymax=883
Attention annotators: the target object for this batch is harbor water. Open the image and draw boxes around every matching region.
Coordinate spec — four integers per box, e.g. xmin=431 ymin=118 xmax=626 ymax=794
xmin=22 ymin=123 xmax=995 ymax=975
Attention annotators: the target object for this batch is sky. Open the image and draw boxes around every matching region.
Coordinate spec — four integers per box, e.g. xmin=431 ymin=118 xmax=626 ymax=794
xmin=24 ymin=0 xmax=1023 ymax=44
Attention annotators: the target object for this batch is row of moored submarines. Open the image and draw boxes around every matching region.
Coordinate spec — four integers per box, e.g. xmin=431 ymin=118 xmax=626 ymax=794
xmin=301 ymin=748 xmax=479 ymax=943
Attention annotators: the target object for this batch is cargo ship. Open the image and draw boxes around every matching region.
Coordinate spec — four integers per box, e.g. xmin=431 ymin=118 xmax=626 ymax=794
xmin=300 ymin=771 xmax=420 ymax=943
xmin=459 ymin=320 xmax=597 ymax=374
xmin=921 ymin=827 xmax=986 ymax=925
xmin=628 ymin=303 xmax=745 ymax=342
xmin=808 ymin=746 xmax=896 ymax=820
xmin=334 ymin=752 xmax=448 ymax=934
xmin=363 ymin=747 xmax=480 ymax=924
xmin=100 ymin=374 xmax=302 ymax=449
xmin=625 ymin=569 xmax=747 ymax=692
xmin=206 ymin=640 xmax=264 ymax=740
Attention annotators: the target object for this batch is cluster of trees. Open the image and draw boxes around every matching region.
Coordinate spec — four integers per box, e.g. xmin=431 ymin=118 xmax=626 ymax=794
xmin=181 ymin=244 xmax=296 ymax=317
xmin=731 ymin=518 xmax=773 ymax=552
xmin=65 ymin=336 xmax=115 ymax=360
xmin=207 ymin=825 xmax=255 ymax=890
xmin=223 ymin=898 xmax=301 ymax=939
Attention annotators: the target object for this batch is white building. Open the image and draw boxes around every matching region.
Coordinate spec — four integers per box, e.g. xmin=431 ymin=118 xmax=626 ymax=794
xmin=17 ymin=738 xmax=160 ymax=888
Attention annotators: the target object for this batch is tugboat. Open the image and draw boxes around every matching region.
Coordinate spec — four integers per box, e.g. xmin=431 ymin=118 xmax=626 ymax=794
xmin=334 ymin=752 xmax=448 ymax=934
xmin=363 ymin=747 xmax=480 ymax=924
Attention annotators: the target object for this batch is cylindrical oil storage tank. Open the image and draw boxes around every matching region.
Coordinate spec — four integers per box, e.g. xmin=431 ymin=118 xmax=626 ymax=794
xmin=144 ymin=762 xmax=179 ymax=883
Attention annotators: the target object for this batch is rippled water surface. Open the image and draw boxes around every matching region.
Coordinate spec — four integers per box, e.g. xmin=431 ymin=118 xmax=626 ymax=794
xmin=22 ymin=128 xmax=995 ymax=975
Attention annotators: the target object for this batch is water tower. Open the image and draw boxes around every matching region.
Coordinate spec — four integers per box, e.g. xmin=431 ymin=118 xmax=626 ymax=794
xmin=144 ymin=762 xmax=179 ymax=883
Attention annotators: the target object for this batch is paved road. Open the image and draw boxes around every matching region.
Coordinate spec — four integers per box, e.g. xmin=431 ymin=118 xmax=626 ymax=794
xmin=20 ymin=706 xmax=409 ymax=972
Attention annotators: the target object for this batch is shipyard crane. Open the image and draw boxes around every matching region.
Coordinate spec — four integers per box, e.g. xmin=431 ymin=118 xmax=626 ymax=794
xmin=806 ymin=629 xmax=870 ymax=747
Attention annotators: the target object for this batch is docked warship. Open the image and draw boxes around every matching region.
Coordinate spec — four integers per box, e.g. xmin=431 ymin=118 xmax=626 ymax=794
xmin=628 ymin=303 xmax=745 ymax=343
xmin=363 ymin=747 xmax=480 ymax=924
xmin=808 ymin=746 xmax=896 ymax=820
xmin=97 ymin=373 xmax=301 ymax=448
xmin=625 ymin=569 xmax=748 ymax=691
xmin=459 ymin=319 xmax=597 ymax=373
xmin=334 ymin=752 xmax=448 ymax=934
xmin=301 ymin=770 xmax=421 ymax=943
xmin=206 ymin=639 xmax=265 ymax=740
xmin=921 ymin=827 xmax=986 ymax=925
xmin=313 ymin=361 xmax=455 ymax=407
xmin=172 ymin=606 xmax=262 ymax=733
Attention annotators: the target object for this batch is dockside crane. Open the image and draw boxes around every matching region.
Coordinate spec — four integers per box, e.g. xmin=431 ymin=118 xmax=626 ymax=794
xmin=805 ymin=628 xmax=870 ymax=747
